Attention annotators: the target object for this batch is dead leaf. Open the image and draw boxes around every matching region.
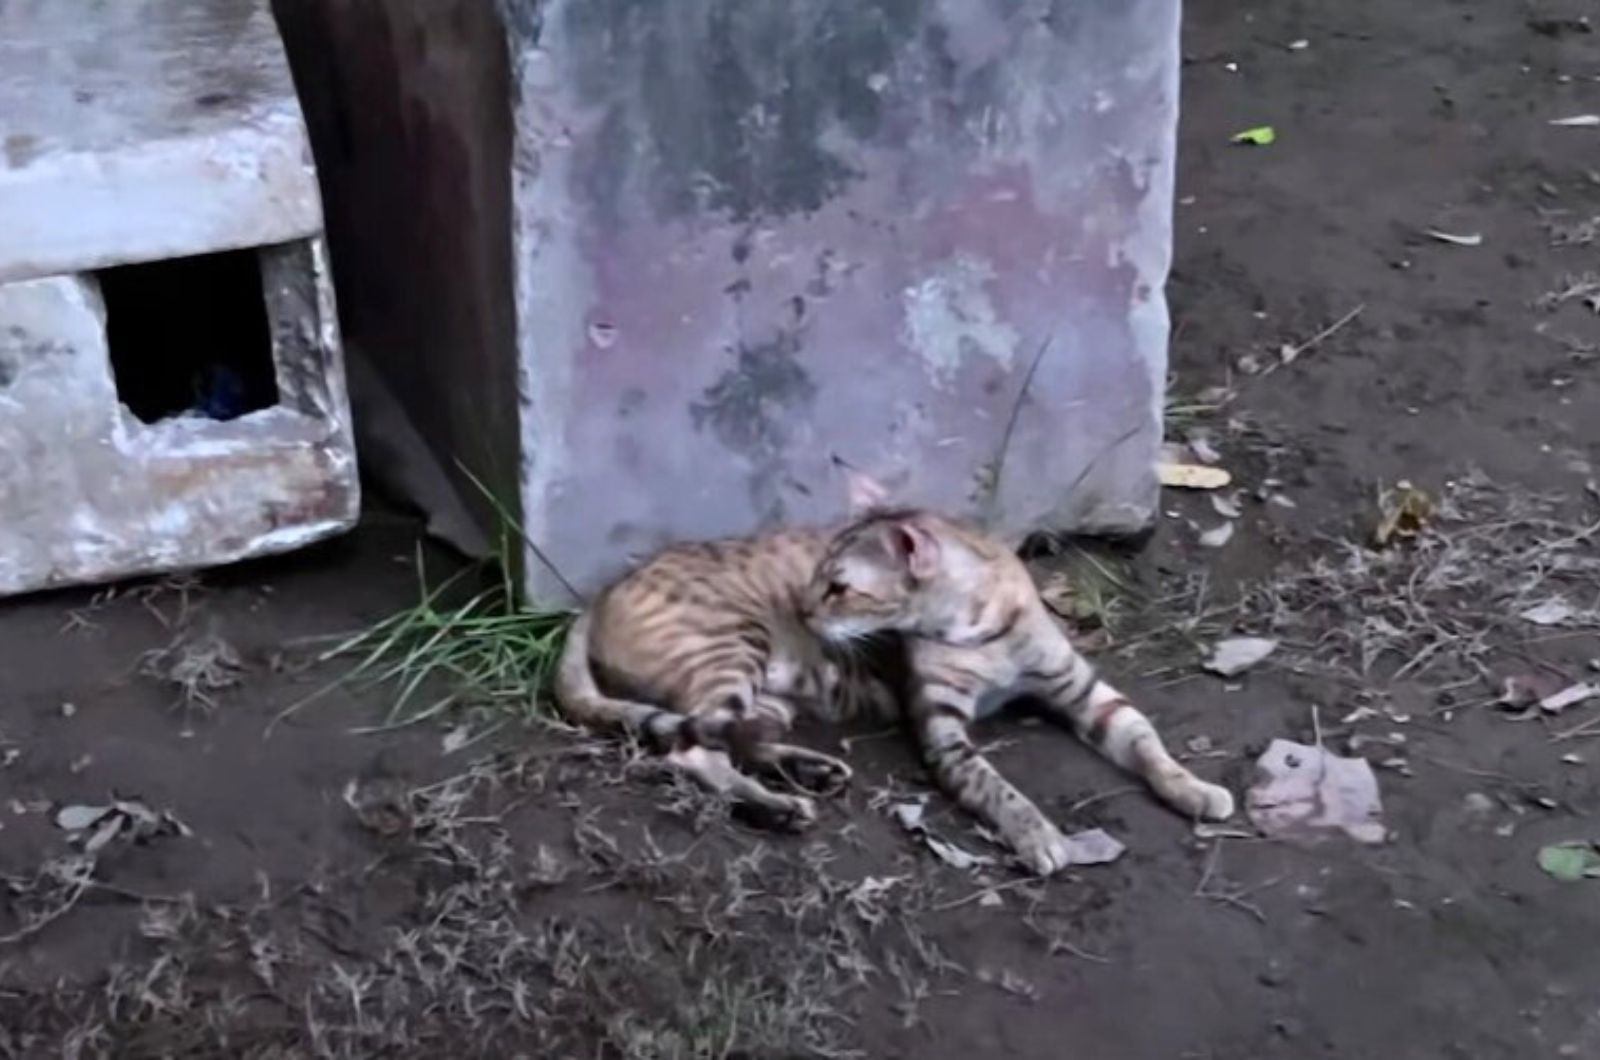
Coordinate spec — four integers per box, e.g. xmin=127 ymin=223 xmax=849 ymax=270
xmin=1210 ymin=493 xmax=1242 ymax=519
xmin=1372 ymin=482 xmax=1436 ymax=548
xmin=1500 ymin=672 xmax=1567 ymax=709
xmin=1246 ymin=739 xmax=1386 ymax=844
xmin=84 ymin=816 xmax=125 ymax=855
xmin=1159 ymin=463 xmax=1232 ymax=490
xmin=54 ymin=798 xmax=189 ymax=852
xmin=1204 ymin=637 xmax=1278 ymax=677
xmin=1541 ymin=683 xmax=1600 ymax=715
xmin=890 ymin=800 xmax=926 ymax=831
xmin=1198 ymin=521 xmax=1236 ymax=548
xmin=923 ymin=833 xmax=994 ymax=871
xmin=892 ymin=798 xmax=993 ymax=870
xmin=1520 ymin=599 xmax=1577 ymax=627
xmin=54 ymin=804 xmax=110 ymax=832
xmin=1424 ymin=229 xmax=1483 ymax=247
xmin=1186 ymin=431 xmax=1222 ymax=465
xmin=1058 ymin=828 xmax=1126 ymax=866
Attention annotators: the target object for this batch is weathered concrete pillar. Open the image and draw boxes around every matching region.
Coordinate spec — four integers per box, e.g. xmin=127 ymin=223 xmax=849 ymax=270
xmin=0 ymin=0 xmax=357 ymax=596
xmin=281 ymin=0 xmax=1181 ymax=603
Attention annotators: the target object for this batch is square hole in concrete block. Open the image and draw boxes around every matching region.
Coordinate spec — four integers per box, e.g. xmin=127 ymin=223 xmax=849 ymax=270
xmin=98 ymin=248 xmax=280 ymax=424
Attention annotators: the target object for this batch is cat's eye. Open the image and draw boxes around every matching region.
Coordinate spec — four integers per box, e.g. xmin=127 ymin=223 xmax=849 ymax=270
xmin=823 ymin=581 xmax=847 ymax=600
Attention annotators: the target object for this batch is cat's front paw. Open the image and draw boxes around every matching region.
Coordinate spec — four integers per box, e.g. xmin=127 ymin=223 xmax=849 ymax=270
xmin=1160 ymin=772 xmax=1237 ymax=821
xmin=1196 ymin=781 xmax=1236 ymax=821
xmin=1011 ymin=823 xmax=1079 ymax=877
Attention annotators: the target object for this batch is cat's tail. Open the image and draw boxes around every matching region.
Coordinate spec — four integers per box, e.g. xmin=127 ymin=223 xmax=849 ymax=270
xmin=555 ymin=611 xmax=774 ymax=754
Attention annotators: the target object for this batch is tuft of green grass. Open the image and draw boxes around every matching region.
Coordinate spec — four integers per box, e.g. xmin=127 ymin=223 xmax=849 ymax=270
xmin=1058 ymin=541 xmax=1136 ymax=632
xmin=329 ymin=552 xmax=571 ymax=733
xmin=277 ymin=485 xmax=574 ymax=734
xmin=1163 ymin=390 xmax=1226 ymax=435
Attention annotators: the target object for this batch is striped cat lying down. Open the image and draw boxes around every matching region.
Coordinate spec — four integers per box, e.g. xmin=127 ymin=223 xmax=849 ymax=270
xmin=556 ymin=474 xmax=1234 ymax=875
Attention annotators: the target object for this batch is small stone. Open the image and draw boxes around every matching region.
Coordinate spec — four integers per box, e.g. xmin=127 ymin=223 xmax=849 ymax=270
xmin=1258 ymin=961 xmax=1289 ymax=987
xmin=60 ymin=701 xmax=77 ymax=718
xmin=1462 ymin=792 xmax=1494 ymax=815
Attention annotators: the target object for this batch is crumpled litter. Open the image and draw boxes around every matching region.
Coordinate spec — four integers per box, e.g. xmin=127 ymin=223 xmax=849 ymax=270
xmin=1245 ymin=739 xmax=1385 ymax=844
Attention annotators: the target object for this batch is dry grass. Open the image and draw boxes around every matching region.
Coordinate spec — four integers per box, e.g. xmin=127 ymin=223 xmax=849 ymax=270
xmin=1108 ymin=473 xmax=1600 ymax=700
xmin=0 ymin=747 xmax=959 ymax=1059
xmin=1239 ymin=475 xmax=1600 ymax=688
xmin=1537 ymin=272 xmax=1600 ymax=314
xmin=139 ymin=626 xmax=246 ymax=713
xmin=1543 ymin=211 xmax=1600 ymax=248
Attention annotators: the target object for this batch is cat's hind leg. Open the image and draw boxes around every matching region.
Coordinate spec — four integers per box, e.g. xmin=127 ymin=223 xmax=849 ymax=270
xmin=665 ymin=744 xmax=818 ymax=831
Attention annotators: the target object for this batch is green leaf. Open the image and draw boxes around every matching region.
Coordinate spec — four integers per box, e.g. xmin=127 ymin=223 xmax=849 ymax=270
xmin=1231 ymin=125 xmax=1277 ymax=146
xmin=1537 ymin=842 xmax=1600 ymax=882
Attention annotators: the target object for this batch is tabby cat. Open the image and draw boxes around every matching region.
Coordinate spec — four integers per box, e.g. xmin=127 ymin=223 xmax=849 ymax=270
xmin=555 ymin=475 xmax=1235 ymax=874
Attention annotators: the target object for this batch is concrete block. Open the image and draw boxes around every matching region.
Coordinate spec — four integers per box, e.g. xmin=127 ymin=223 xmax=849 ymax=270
xmin=0 ymin=0 xmax=323 ymax=282
xmin=0 ymin=0 xmax=356 ymax=596
xmin=279 ymin=0 xmax=1180 ymax=603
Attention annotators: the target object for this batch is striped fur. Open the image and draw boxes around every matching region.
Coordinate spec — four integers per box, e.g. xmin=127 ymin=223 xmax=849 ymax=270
xmin=804 ymin=508 xmax=1236 ymax=875
xmin=554 ymin=529 xmax=896 ymax=830
xmin=557 ymin=474 xmax=1234 ymax=872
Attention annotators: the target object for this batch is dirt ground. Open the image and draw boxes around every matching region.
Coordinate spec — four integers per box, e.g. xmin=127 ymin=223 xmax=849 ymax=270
xmin=6 ymin=2 xmax=1600 ymax=1057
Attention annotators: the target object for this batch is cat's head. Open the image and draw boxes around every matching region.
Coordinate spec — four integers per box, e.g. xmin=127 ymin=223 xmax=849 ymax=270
xmin=801 ymin=469 xmax=997 ymax=644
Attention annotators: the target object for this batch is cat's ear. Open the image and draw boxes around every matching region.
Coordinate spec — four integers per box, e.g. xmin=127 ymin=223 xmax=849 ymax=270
xmin=841 ymin=464 xmax=891 ymax=516
xmin=884 ymin=519 xmax=941 ymax=580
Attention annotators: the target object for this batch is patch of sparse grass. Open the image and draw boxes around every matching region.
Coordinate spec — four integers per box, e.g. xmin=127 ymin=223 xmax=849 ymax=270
xmin=1240 ymin=474 xmax=1600 ymax=687
xmin=1106 ymin=473 xmax=1600 ymax=700
xmin=2 ymin=749 xmax=955 ymax=1058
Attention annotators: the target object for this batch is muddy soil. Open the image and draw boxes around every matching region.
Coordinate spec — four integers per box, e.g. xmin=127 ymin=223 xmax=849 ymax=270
xmin=5 ymin=1 xmax=1600 ymax=1057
